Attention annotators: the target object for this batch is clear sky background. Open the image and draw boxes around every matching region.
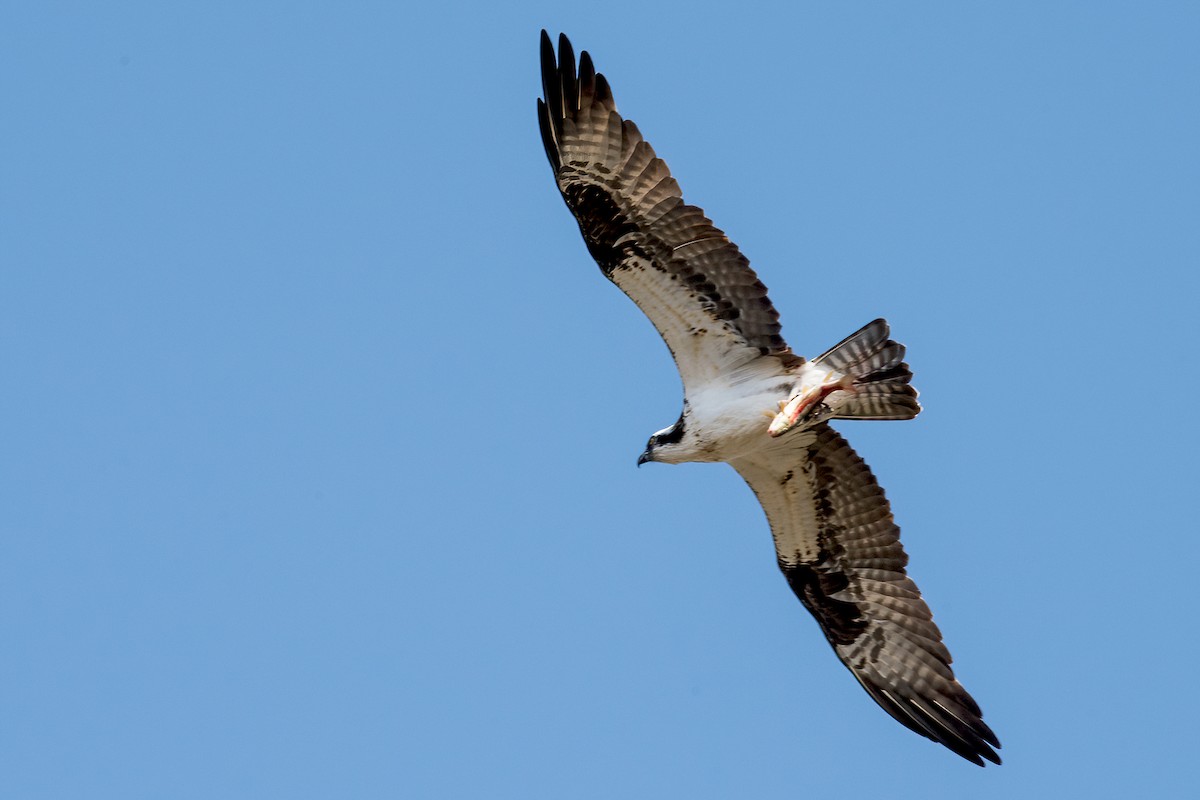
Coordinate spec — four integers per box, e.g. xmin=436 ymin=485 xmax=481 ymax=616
xmin=4 ymin=2 xmax=1198 ymax=797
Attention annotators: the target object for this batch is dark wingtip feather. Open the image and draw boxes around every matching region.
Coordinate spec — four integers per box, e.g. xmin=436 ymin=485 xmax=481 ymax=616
xmin=859 ymin=678 xmax=1001 ymax=766
xmin=916 ymin=695 xmax=1003 ymax=767
xmin=594 ymin=72 xmax=614 ymax=107
xmin=539 ymin=31 xmax=571 ymax=172
xmin=578 ymin=50 xmax=596 ymax=105
xmin=916 ymin=693 xmax=1002 ymax=766
xmin=911 ymin=694 xmax=1001 ymax=766
xmin=579 ymin=49 xmax=594 ymax=79
xmin=539 ymin=30 xmax=561 ymax=123
xmin=978 ymin=718 xmax=1002 ymax=750
xmin=557 ymin=33 xmax=577 ymax=115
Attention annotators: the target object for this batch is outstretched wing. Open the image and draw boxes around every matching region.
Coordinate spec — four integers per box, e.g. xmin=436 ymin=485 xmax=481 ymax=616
xmin=729 ymin=424 xmax=1001 ymax=766
xmin=538 ymin=31 xmax=796 ymax=391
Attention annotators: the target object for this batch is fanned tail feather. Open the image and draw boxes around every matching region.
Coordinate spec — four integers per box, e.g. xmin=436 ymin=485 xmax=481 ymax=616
xmin=816 ymin=319 xmax=921 ymax=421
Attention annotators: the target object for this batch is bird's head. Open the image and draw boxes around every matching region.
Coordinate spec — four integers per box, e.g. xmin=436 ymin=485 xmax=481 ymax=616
xmin=638 ymin=417 xmax=688 ymax=466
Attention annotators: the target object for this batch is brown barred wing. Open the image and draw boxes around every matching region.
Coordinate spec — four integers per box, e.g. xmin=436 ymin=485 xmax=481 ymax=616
xmin=730 ymin=424 xmax=1001 ymax=766
xmin=538 ymin=31 xmax=794 ymax=389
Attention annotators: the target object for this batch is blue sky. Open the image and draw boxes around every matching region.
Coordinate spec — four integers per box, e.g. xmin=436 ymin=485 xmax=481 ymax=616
xmin=3 ymin=2 xmax=1198 ymax=797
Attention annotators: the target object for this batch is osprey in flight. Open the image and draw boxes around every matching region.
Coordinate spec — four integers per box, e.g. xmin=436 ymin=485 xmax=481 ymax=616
xmin=537 ymin=31 xmax=1000 ymax=766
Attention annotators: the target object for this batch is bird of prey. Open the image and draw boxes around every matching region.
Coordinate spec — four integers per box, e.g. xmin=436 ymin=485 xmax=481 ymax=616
xmin=536 ymin=31 xmax=1000 ymax=766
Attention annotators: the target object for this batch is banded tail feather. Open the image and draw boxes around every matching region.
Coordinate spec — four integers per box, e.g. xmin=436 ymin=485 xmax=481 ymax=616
xmin=816 ymin=319 xmax=921 ymax=421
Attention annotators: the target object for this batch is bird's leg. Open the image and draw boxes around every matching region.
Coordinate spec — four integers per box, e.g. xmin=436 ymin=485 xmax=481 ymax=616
xmin=767 ymin=373 xmax=858 ymax=438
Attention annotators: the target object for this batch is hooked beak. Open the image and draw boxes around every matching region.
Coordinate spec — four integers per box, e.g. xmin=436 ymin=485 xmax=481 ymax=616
xmin=637 ymin=449 xmax=653 ymax=467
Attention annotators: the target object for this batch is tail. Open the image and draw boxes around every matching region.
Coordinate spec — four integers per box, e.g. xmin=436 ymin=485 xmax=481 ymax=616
xmin=815 ymin=319 xmax=921 ymax=420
